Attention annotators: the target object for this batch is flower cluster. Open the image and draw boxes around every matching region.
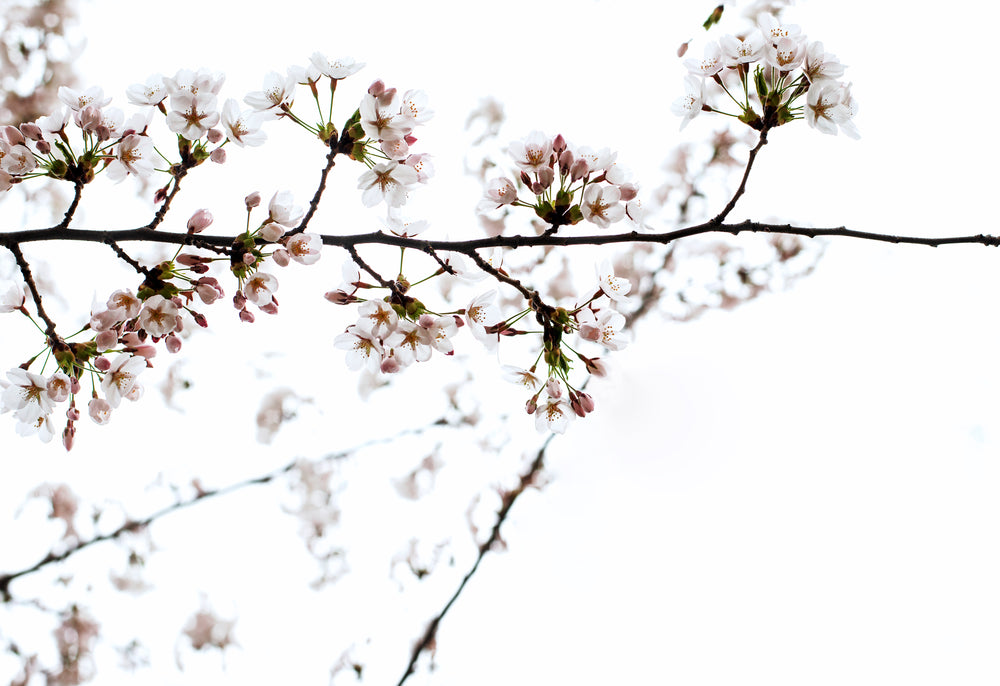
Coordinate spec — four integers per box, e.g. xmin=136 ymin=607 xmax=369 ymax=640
xmin=477 ymin=131 xmax=647 ymax=231
xmin=672 ymin=14 xmax=858 ymax=138
xmin=354 ymin=79 xmax=434 ymax=208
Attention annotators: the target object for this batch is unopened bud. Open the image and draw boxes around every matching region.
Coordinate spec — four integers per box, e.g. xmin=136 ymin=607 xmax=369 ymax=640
xmin=559 ymin=150 xmax=574 ymax=175
xmin=324 ymin=290 xmax=358 ymax=305
xmin=380 ymin=356 xmax=401 ymax=374
xmin=552 ymin=133 xmax=566 ymax=153
xmin=95 ymin=125 xmax=111 ymax=142
xmin=245 ymin=191 xmax=262 ymax=209
xmin=165 ymin=334 xmax=182 ymax=354
xmin=570 ymin=159 xmax=589 ymax=181
xmin=271 ymin=248 xmax=290 ymax=267
xmin=34 ymin=140 xmax=51 ymax=154
xmin=210 ymin=148 xmax=226 ymax=164
xmin=194 ymin=312 xmax=209 ymax=327
xmin=536 ymin=167 xmax=554 ymax=189
xmin=186 ymin=208 xmax=214 ymax=233
xmin=525 ymin=397 xmax=538 ymax=414
xmin=62 ymin=423 xmax=75 ymax=451
xmin=206 ymin=128 xmax=224 ymax=144
xmin=4 ymin=125 xmax=24 ymax=145
xmin=239 ymin=308 xmax=255 ymax=323
xmin=18 ymin=123 xmax=41 ymax=141
xmin=242 ymin=252 xmax=256 ymax=265
xmin=94 ymin=356 xmax=111 ymax=372
xmin=368 ymin=79 xmax=386 ymax=97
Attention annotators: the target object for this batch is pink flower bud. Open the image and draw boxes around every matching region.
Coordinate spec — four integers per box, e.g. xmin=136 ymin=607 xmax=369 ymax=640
xmin=193 ymin=312 xmax=208 ymax=327
xmin=552 ymin=134 xmax=567 ymax=153
xmin=62 ymin=423 xmax=75 ymax=451
xmin=176 ymin=253 xmax=211 ymax=266
xmin=525 ymin=397 xmax=537 ymax=414
xmin=582 ymin=355 xmax=608 ymax=377
xmin=70 ymin=376 xmax=81 ymax=394
xmin=233 ymin=291 xmax=247 ymax=309
xmin=578 ymin=324 xmax=600 ymax=342
xmin=417 ymin=313 xmax=436 ymax=328
xmin=368 ymin=79 xmax=386 ymax=96
xmin=190 ymin=263 xmax=208 ymax=274
xmin=545 ymin=376 xmax=562 ymax=399
xmin=559 ymin=150 xmax=574 ymax=175
xmin=154 ymin=186 xmax=169 ymax=203
xmin=618 ymin=183 xmax=639 ymax=202
xmin=4 ymin=125 xmax=24 ymax=145
xmin=132 ymin=345 xmax=157 ymax=359
xmin=186 ymin=209 xmax=214 ymax=233
xmin=96 ymin=329 xmax=118 ymax=351
xmin=165 ymin=334 xmax=182 ymax=353
xmin=239 ymin=308 xmax=255 ymax=323
xmin=95 ymin=356 xmax=111 ymax=372
xmin=380 ymin=356 xmax=401 ymax=374
xmin=536 ymin=167 xmax=554 ymax=189
xmin=242 ymin=252 xmax=256 ymax=265
xmin=271 ymin=248 xmax=290 ymax=267
xmin=259 ymin=223 xmax=284 ymax=242
xmin=18 ymin=123 xmax=42 ymax=141
xmin=259 ymin=299 xmax=278 ymax=315
xmin=121 ymin=332 xmax=142 ymax=347
xmin=194 ymin=277 xmax=224 ymax=304
xmin=206 ymin=128 xmax=224 ymax=144
xmin=210 ymin=148 xmax=226 ymax=164
xmin=570 ymin=159 xmax=589 ymax=181
xmin=245 ymin=191 xmax=262 ymax=209
xmin=34 ymin=140 xmax=51 ymax=154
xmin=95 ymin=125 xmax=111 ymax=142
xmin=324 ymin=290 xmax=358 ymax=305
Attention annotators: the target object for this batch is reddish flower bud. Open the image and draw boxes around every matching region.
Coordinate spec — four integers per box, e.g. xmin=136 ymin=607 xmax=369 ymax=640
xmin=239 ymin=308 xmax=255 ymax=323
xmin=18 ymin=123 xmax=41 ymax=141
xmin=177 ymin=253 xmax=212 ymax=266
xmin=94 ymin=356 xmax=111 ymax=372
xmin=559 ymin=150 xmax=574 ymax=175
xmin=165 ymin=334 xmax=182 ymax=354
xmin=210 ymin=148 xmax=226 ymax=164
xmin=193 ymin=312 xmax=209 ymax=327
xmin=34 ymin=140 xmax=51 ymax=155
xmin=570 ymin=159 xmax=589 ymax=181
xmin=324 ymin=290 xmax=359 ymax=305
xmin=206 ymin=128 xmax=224 ymax=144
xmin=552 ymin=134 xmax=567 ymax=153
xmin=245 ymin=191 xmax=262 ymax=209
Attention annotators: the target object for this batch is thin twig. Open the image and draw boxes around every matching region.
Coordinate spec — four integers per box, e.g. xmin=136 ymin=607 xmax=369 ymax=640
xmin=710 ymin=129 xmax=769 ymax=224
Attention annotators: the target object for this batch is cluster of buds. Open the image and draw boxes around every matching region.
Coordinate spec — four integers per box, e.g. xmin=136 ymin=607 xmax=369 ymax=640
xmin=478 ymin=131 xmax=647 ymax=231
xmin=672 ymin=13 xmax=858 ymax=138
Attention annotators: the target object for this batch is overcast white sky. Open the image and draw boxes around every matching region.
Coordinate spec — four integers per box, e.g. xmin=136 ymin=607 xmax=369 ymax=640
xmin=3 ymin=1 xmax=1000 ymax=684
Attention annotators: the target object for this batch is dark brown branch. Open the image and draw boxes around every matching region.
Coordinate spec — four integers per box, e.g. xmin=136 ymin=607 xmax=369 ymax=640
xmin=4 ymin=221 xmax=999 ymax=253
xmin=9 ymin=243 xmax=57 ymax=338
xmin=104 ymin=239 xmax=147 ymax=275
xmin=289 ymin=139 xmax=340 ymax=237
xmin=396 ymin=433 xmax=555 ymax=686
xmin=710 ymin=129 xmax=768 ymax=224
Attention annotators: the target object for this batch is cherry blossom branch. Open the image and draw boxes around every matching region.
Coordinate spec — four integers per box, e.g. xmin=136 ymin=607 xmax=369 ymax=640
xmin=396 ymin=432 xmax=556 ymax=686
xmin=104 ymin=239 xmax=147 ymax=275
xmin=0 ymin=420 xmax=450 ymax=603
xmin=9 ymin=243 xmax=58 ymax=338
xmin=5 ymin=220 xmax=999 ymax=253
xmin=710 ymin=128 xmax=768 ymax=224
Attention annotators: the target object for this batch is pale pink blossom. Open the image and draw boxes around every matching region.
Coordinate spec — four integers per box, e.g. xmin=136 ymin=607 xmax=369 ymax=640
xmin=720 ymin=31 xmax=766 ymax=66
xmin=126 ymin=74 xmax=167 ymax=106
xmin=268 ymin=190 xmax=304 ymax=228
xmin=579 ymin=310 xmax=628 ymax=351
xmin=88 ymin=397 xmax=112 ymax=424
xmin=478 ymin=177 xmax=518 ymax=212
xmin=1 ymin=144 xmax=37 ymax=175
xmin=221 ymin=99 xmax=266 ymax=147
xmin=138 ymin=295 xmax=179 ymax=337
xmin=106 ymin=289 xmax=142 ymax=320
xmin=2 ymin=368 xmax=53 ymax=422
xmin=502 ymin=365 xmax=541 ymax=390
xmin=765 ymin=37 xmax=807 ymax=72
xmin=357 ymin=299 xmax=398 ymax=338
xmin=398 ymin=89 xmax=433 ymax=126
xmin=57 ymin=85 xmax=111 ymax=112
xmin=164 ymin=68 xmax=225 ymax=97
xmin=106 ymin=134 xmax=154 ymax=182
xmin=508 ymin=131 xmax=553 ymax=173
xmin=684 ymin=42 xmax=725 ymax=77
xmin=672 ymin=75 xmax=705 ymax=131
xmin=46 ymin=372 xmax=71 ymax=402
xmin=244 ymin=71 xmax=297 ymax=116
xmin=0 ymin=281 xmax=25 ymax=313
xmin=243 ymin=271 xmax=279 ymax=307
xmin=309 ymin=53 xmax=365 ymax=80
xmin=596 ymin=259 xmax=632 ymax=303
xmin=465 ymin=290 xmax=501 ymax=351
xmin=534 ymin=397 xmax=574 ymax=434
xmin=100 ymin=354 xmax=146 ymax=408
xmin=334 ymin=323 xmax=384 ymax=372
xmin=802 ymin=41 xmax=845 ymax=83
xmin=581 ymin=184 xmax=625 ymax=228
xmin=360 ymin=91 xmax=409 ymax=141
xmin=166 ymin=92 xmax=220 ymax=140
xmin=358 ymin=161 xmax=418 ymax=207
xmin=286 ymin=232 xmax=323 ymax=265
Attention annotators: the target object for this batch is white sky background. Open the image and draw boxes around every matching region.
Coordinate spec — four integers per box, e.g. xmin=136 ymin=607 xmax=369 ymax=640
xmin=2 ymin=1 xmax=1000 ymax=685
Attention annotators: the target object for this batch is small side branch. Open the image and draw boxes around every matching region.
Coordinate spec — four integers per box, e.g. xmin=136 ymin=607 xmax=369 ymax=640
xmin=9 ymin=244 xmax=57 ymax=338
xmin=396 ymin=434 xmax=555 ymax=686
xmin=710 ymin=129 xmax=769 ymax=224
